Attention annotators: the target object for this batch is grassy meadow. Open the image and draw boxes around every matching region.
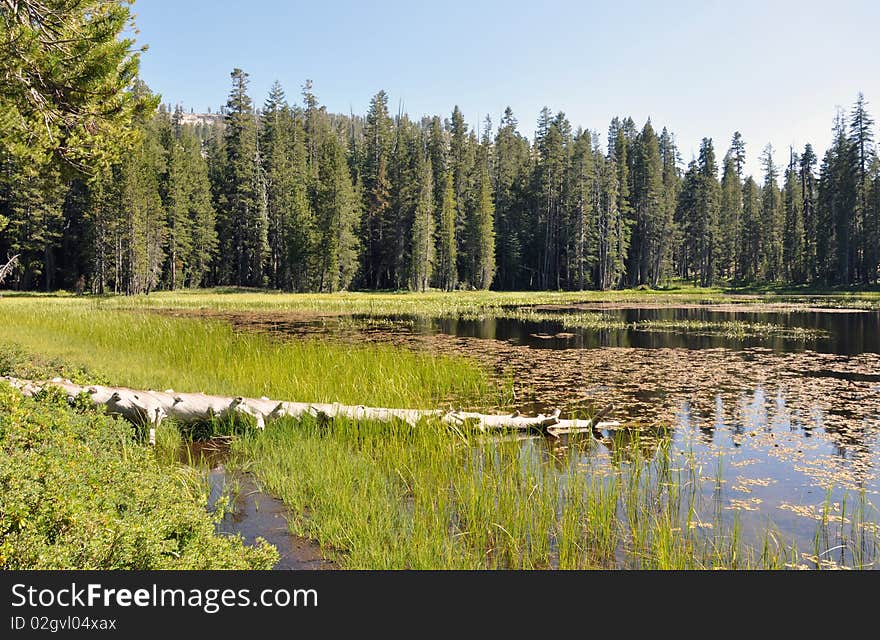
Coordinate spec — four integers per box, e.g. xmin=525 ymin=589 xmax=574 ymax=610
xmin=9 ymin=280 xmax=880 ymax=318
xmin=0 ymin=297 xmax=498 ymax=409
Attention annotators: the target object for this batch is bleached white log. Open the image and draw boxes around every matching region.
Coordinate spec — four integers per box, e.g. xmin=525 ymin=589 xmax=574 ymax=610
xmin=0 ymin=377 xmax=619 ymax=439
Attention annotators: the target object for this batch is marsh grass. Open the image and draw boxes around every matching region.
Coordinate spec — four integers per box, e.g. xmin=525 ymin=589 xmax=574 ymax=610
xmin=79 ymin=286 xmax=735 ymax=316
xmin=809 ymin=490 xmax=879 ymax=569
xmin=0 ymin=300 xmax=499 ymax=409
xmin=14 ymin=284 xmax=874 ymax=316
xmin=230 ymin=415 xmax=830 ymax=570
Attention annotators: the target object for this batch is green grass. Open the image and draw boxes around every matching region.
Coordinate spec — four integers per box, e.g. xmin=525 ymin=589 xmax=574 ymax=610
xmin=48 ymin=286 xmax=732 ymax=316
xmin=10 ymin=280 xmax=876 ymax=316
xmin=230 ymin=416 xmax=804 ymax=569
xmin=0 ymin=299 xmax=500 ymax=409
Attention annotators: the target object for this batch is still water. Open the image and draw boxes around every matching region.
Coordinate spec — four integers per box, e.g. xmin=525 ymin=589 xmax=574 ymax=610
xmin=251 ymin=304 xmax=880 ymax=567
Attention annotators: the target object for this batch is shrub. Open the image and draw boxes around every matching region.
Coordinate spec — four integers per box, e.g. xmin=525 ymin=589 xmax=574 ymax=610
xmin=0 ymin=383 xmax=278 ymax=569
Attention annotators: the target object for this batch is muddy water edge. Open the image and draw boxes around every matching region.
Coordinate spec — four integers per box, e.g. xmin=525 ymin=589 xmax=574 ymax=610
xmin=185 ymin=440 xmax=335 ymax=570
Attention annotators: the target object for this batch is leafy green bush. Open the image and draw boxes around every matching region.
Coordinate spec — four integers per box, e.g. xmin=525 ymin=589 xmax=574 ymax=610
xmin=0 ymin=383 xmax=278 ymax=569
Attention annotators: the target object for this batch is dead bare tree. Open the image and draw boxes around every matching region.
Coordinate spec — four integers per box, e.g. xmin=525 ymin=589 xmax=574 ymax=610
xmin=0 ymin=254 xmax=19 ymax=285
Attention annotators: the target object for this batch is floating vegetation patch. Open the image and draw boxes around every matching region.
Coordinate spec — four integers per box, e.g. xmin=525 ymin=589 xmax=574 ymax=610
xmin=778 ymin=502 xmax=850 ymax=523
xmin=725 ymin=498 xmax=763 ymax=511
xmin=633 ymin=319 xmax=828 ymax=340
xmin=732 ymin=477 xmax=775 ymax=493
xmin=502 ymin=309 xmax=831 ymax=340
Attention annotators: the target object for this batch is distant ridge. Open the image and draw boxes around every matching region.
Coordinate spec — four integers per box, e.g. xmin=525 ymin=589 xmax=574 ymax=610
xmin=176 ymin=111 xmax=224 ymax=127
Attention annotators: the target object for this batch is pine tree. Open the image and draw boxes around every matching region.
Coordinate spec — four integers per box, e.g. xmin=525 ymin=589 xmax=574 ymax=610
xmin=760 ymin=144 xmax=783 ymax=281
xmin=533 ymin=109 xmax=570 ymax=289
xmin=493 ymin=107 xmax=530 ymax=289
xmin=0 ymin=158 xmax=65 ymax=290
xmin=315 ymin=134 xmax=360 ymax=292
xmin=719 ymin=144 xmax=743 ymax=280
xmin=184 ymin=133 xmax=218 ymax=287
xmin=696 ymin=138 xmax=720 ymax=286
xmin=799 ymin=144 xmax=819 ymax=282
xmin=782 ymin=148 xmax=805 ymax=282
xmin=596 ymin=153 xmax=628 ymax=290
xmin=849 ymin=93 xmax=876 ymax=282
xmin=261 ymin=81 xmax=316 ymax=290
xmin=631 ymin=120 xmax=664 ymax=285
xmin=675 ymin=160 xmax=699 ymax=281
xmin=869 ymin=156 xmax=880 ymax=283
xmin=740 ymin=176 xmax=763 ymax=281
xmin=389 ymin=116 xmax=421 ymax=289
xmin=361 ymin=91 xmax=394 ymax=288
xmin=826 ymin=110 xmax=857 ymax=284
xmin=261 ymin=81 xmax=292 ymax=288
xmin=730 ymin=131 xmax=746 ymax=178
xmin=157 ymin=111 xmax=217 ymax=289
xmin=426 ymin=116 xmax=447 ymax=206
xmin=609 ymin=118 xmax=633 ymax=283
xmin=449 ymin=106 xmax=475 ymax=286
xmin=220 ymin=68 xmax=267 ymax=286
xmin=569 ymin=128 xmax=595 ymax=290
xmin=162 ymin=110 xmax=190 ymax=289
xmin=473 ymin=153 xmax=496 ymax=290
xmin=410 ymin=156 xmax=435 ymax=291
xmin=435 ymin=170 xmax=458 ymax=291
xmin=0 ymin=0 xmax=153 ymax=172
xmin=658 ymin=127 xmax=681 ymax=286
xmin=120 ymin=125 xmax=166 ymax=294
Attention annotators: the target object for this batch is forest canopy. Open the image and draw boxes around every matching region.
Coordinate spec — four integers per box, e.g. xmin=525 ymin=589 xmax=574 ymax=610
xmin=0 ymin=3 xmax=877 ymax=293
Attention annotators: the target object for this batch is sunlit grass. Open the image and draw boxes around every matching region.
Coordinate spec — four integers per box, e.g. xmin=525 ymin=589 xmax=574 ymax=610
xmin=7 ymin=281 xmax=874 ymax=316
xmin=69 ymin=286 xmax=733 ymax=316
xmin=0 ymin=300 xmax=500 ymax=409
xmin=230 ymin=416 xmax=837 ymax=569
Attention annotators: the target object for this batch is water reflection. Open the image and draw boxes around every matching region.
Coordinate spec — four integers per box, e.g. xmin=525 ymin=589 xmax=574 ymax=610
xmin=386 ymin=307 xmax=880 ymax=355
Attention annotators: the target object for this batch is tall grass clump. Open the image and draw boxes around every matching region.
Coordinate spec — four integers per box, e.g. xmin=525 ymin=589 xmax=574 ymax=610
xmin=0 ymin=300 xmax=498 ymax=408
xmin=231 ymin=415 xmax=808 ymax=570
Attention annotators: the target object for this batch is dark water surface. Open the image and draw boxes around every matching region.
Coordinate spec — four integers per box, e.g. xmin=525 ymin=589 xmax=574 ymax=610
xmin=380 ymin=306 xmax=880 ymax=354
xmin=208 ymin=467 xmax=333 ymax=570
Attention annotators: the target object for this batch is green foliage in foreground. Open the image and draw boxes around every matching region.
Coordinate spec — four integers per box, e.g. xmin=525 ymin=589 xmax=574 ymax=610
xmin=0 ymin=382 xmax=278 ymax=569
xmin=0 ymin=300 xmax=499 ymax=408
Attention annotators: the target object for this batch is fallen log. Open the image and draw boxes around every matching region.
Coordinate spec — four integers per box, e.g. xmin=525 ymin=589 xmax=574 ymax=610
xmin=1 ymin=376 xmax=620 ymax=443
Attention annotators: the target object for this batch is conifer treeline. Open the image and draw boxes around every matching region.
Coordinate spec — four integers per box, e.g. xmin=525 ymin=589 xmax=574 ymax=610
xmin=1 ymin=70 xmax=878 ymax=293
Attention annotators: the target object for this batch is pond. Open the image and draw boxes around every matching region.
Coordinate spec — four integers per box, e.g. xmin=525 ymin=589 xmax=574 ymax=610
xmin=221 ymin=303 xmax=880 ymax=568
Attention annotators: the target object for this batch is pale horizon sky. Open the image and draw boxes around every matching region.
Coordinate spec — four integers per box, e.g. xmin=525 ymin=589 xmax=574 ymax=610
xmin=133 ymin=0 xmax=879 ymax=179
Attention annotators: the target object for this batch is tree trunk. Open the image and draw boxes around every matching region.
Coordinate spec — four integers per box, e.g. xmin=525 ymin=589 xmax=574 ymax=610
xmin=2 ymin=377 xmax=620 ymax=442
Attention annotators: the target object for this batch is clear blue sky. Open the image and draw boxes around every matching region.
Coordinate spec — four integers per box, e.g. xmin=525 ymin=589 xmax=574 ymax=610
xmin=133 ymin=0 xmax=879 ymax=178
